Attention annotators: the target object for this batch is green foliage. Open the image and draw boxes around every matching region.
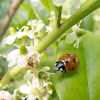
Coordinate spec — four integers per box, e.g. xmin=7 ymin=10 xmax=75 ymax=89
xmin=54 ymin=33 xmax=100 ymax=100
xmin=0 ymin=57 xmax=8 ymax=76
xmin=0 ymin=0 xmax=100 ymax=99
xmin=29 ymin=0 xmax=50 ymax=25
xmin=40 ymin=0 xmax=51 ymax=12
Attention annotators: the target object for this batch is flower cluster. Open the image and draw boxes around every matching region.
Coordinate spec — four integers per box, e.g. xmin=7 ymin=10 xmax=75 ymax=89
xmin=15 ymin=67 xmax=52 ymax=100
xmin=4 ymin=19 xmax=45 ymax=68
xmin=4 ymin=19 xmax=44 ymax=46
xmin=7 ymin=46 xmax=40 ymax=68
xmin=0 ymin=66 xmax=52 ymax=100
xmin=1 ymin=19 xmax=53 ymax=100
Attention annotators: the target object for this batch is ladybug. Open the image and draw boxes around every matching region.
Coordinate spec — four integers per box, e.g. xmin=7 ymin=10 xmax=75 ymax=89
xmin=54 ymin=53 xmax=79 ymax=75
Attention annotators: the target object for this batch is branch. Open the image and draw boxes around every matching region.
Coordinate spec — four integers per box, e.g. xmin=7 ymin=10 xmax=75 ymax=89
xmin=0 ymin=0 xmax=100 ymax=89
xmin=0 ymin=78 xmax=25 ymax=86
xmin=0 ymin=0 xmax=23 ymax=41
xmin=57 ymin=6 xmax=62 ymax=28
xmin=34 ymin=0 xmax=100 ymax=53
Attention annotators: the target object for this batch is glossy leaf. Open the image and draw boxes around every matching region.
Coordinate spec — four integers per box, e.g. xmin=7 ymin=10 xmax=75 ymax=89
xmin=54 ymin=33 xmax=100 ymax=100
xmin=29 ymin=0 xmax=50 ymax=25
xmin=40 ymin=0 xmax=51 ymax=12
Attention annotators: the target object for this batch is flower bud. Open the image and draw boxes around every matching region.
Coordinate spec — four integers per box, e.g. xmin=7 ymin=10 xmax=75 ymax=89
xmin=76 ymin=29 xmax=87 ymax=37
xmin=24 ymin=26 xmax=29 ymax=32
xmin=36 ymin=34 xmax=42 ymax=39
xmin=20 ymin=45 xmax=28 ymax=55
xmin=9 ymin=27 xmax=16 ymax=35
xmin=38 ymin=71 xmax=45 ymax=79
xmin=31 ymin=88 xmax=40 ymax=96
xmin=38 ymin=71 xmax=50 ymax=80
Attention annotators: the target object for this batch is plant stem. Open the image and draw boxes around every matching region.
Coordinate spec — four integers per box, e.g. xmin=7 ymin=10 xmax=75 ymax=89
xmin=0 ymin=66 xmax=23 ymax=88
xmin=53 ymin=5 xmax=62 ymax=27
xmin=57 ymin=6 xmax=62 ymax=28
xmin=34 ymin=0 xmax=100 ymax=53
xmin=0 ymin=0 xmax=100 ymax=89
xmin=0 ymin=0 xmax=23 ymax=41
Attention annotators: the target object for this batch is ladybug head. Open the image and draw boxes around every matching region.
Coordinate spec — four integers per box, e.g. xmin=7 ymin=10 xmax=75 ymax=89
xmin=54 ymin=61 xmax=65 ymax=73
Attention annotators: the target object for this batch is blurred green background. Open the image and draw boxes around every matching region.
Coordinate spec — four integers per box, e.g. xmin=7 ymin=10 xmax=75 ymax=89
xmin=0 ymin=0 xmax=100 ymax=99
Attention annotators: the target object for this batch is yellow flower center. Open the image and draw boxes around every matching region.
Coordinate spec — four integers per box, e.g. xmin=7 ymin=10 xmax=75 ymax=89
xmin=31 ymin=88 xmax=40 ymax=96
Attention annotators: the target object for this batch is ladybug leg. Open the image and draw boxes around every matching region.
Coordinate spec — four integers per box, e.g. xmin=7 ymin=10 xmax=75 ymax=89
xmin=64 ymin=69 xmax=66 ymax=74
xmin=59 ymin=71 xmax=64 ymax=80
xmin=75 ymin=71 xmax=79 ymax=75
xmin=61 ymin=71 xmax=64 ymax=77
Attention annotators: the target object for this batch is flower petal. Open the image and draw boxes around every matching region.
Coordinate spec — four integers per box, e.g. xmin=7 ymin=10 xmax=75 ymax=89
xmin=45 ymin=26 xmax=53 ymax=33
xmin=65 ymin=32 xmax=77 ymax=44
xmin=72 ymin=25 xmax=78 ymax=32
xmin=32 ymin=78 xmax=40 ymax=88
xmin=7 ymin=49 xmax=19 ymax=61
xmin=52 ymin=0 xmax=66 ymax=6
xmin=26 ymin=46 xmax=40 ymax=59
xmin=48 ymin=16 xmax=55 ymax=20
xmin=27 ymin=30 xmax=34 ymax=39
xmin=24 ymin=70 xmax=32 ymax=81
xmin=8 ymin=60 xmax=17 ymax=67
xmin=17 ymin=55 xmax=27 ymax=67
xmin=0 ymin=90 xmax=11 ymax=99
xmin=4 ymin=35 xmax=16 ymax=45
xmin=74 ymin=37 xmax=81 ymax=49
xmin=16 ymin=31 xmax=27 ymax=38
xmin=19 ymin=85 xmax=31 ymax=94
xmin=40 ymin=66 xmax=50 ymax=72
xmin=34 ymin=39 xmax=39 ymax=47
xmin=36 ymin=23 xmax=44 ymax=32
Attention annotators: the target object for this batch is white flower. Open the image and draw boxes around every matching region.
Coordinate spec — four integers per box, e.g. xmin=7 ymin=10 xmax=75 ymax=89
xmin=4 ymin=30 xmax=34 ymax=45
xmin=33 ymin=39 xmax=39 ymax=47
xmin=7 ymin=49 xmax=19 ymax=67
xmin=24 ymin=70 xmax=33 ymax=81
xmin=19 ymin=77 xmax=52 ymax=100
xmin=94 ymin=15 xmax=100 ymax=21
xmin=4 ymin=35 xmax=16 ymax=45
xmin=65 ymin=21 xmax=82 ymax=48
xmin=33 ymin=67 xmax=51 ymax=90
xmin=52 ymin=0 xmax=66 ymax=6
xmin=0 ymin=90 xmax=12 ymax=100
xmin=62 ymin=14 xmax=71 ymax=19
xmin=33 ymin=66 xmax=50 ymax=79
xmin=49 ymin=11 xmax=71 ymax=21
xmin=19 ymin=79 xmax=41 ymax=100
xmin=7 ymin=46 xmax=40 ymax=68
xmin=48 ymin=11 xmax=55 ymax=20
xmin=16 ymin=30 xmax=34 ymax=39
xmin=27 ymin=19 xmax=44 ymax=32
xmin=45 ymin=26 xmax=53 ymax=33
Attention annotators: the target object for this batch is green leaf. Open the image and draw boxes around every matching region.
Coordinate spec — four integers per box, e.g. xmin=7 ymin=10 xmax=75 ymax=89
xmin=80 ymin=14 xmax=94 ymax=32
xmin=40 ymin=0 xmax=51 ymax=12
xmin=29 ymin=0 xmax=50 ymax=25
xmin=54 ymin=33 xmax=100 ymax=100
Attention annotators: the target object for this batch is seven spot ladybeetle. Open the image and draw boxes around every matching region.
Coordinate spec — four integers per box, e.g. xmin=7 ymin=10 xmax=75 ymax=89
xmin=54 ymin=53 xmax=79 ymax=75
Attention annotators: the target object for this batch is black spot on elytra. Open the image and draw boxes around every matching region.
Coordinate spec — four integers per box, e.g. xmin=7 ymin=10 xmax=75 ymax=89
xmin=72 ymin=67 xmax=74 ymax=70
xmin=73 ymin=59 xmax=76 ymax=63
xmin=67 ymin=53 xmax=71 ymax=55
